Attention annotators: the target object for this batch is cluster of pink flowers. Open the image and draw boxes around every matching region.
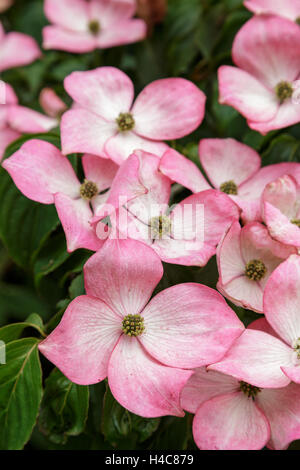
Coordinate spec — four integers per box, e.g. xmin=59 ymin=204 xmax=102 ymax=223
xmin=2 ymin=0 xmax=300 ymax=451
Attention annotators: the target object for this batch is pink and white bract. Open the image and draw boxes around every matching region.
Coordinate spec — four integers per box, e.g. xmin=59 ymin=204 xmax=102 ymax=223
xmin=101 ymin=149 xmax=240 ymax=266
xmin=0 ymin=21 xmax=41 ymax=72
xmin=43 ymin=0 xmax=147 ymax=53
xmin=61 ymin=66 xmax=206 ymax=164
xmin=160 ymin=142 xmax=300 ymax=223
xmin=2 ymin=140 xmax=118 ymax=251
xmin=217 ymin=221 xmax=295 ymax=313
xmin=38 ymin=238 xmax=244 ymax=417
xmin=39 ymin=88 xmax=67 ymax=119
xmin=262 ymin=174 xmax=300 ymax=248
xmin=244 ymin=0 xmax=300 ymax=22
xmin=210 ymin=255 xmax=300 ymax=388
xmin=181 ymin=367 xmax=300 ymax=450
xmin=218 ymin=15 xmax=300 ymax=134
xmin=0 ymin=83 xmax=58 ymax=160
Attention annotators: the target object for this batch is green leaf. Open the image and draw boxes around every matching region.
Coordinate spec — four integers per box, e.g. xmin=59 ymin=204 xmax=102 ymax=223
xmin=33 ymin=232 xmax=71 ymax=288
xmin=0 ymin=165 xmax=59 ymax=270
xmin=261 ymin=134 xmax=300 ymax=165
xmin=38 ymin=368 xmax=89 ymax=444
xmin=101 ymin=386 xmax=159 ymax=448
xmin=0 ymin=338 xmax=43 ymax=450
xmin=69 ymin=273 xmax=85 ymax=299
xmin=101 ymin=386 xmax=132 ymax=447
xmin=150 ymin=415 xmax=192 ymax=450
xmin=0 ymin=314 xmax=45 ymax=343
xmin=0 ymin=282 xmax=50 ymax=326
xmin=131 ymin=414 xmax=160 ymax=443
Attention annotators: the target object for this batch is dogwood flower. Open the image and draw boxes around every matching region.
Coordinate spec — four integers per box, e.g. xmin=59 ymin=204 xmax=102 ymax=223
xmin=262 ymin=174 xmax=300 ymax=248
xmin=0 ymin=83 xmax=57 ymax=160
xmin=38 ymin=238 xmax=244 ymax=417
xmin=159 ymin=141 xmax=300 ymax=223
xmin=210 ymin=255 xmax=300 ymax=388
xmin=43 ymin=0 xmax=147 ymax=53
xmin=181 ymin=366 xmax=300 ymax=450
xmin=2 ymin=139 xmax=126 ymax=251
xmin=0 ymin=21 xmax=41 ymax=72
xmin=244 ymin=0 xmax=300 ymax=23
xmin=61 ymin=66 xmax=206 ymax=164
xmin=218 ymin=15 xmax=300 ymax=134
xmin=98 ymin=149 xmax=240 ymax=266
xmin=217 ymin=221 xmax=295 ymax=313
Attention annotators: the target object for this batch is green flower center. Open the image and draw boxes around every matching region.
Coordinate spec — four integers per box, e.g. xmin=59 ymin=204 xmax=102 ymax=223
xmin=122 ymin=314 xmax=145 ymax=337
xmin=116 ymin=112 xmax=135 ymax=132
xmin=294 ymin=338 xmax=300 ymax=359
xmin=275 ymin=81 xmax=293 ymax=103
xmin=245 ymin=259 xmax=267 ymax=281
xmin=88 ymin=20 xmax=100 ymax=35
xmin=291 ymin=219 xmax=300 ymax=228
xmin=80 ymin=180 xmax=98 ymax=200
xmin=149 ymin=215 xmax=172 ymax=239
xmin=296 ymin=17 xmax=300 ymax=26
xmin=239 ymin=381 xmax=261 ymax=399
xmin=220 ymin=180 xmax=238 ymax=195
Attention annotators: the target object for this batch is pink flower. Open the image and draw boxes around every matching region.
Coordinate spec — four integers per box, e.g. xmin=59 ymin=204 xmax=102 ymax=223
xmin=181 ymin=367 xmax=300 ymax=450
xmin=61 ymin=66 xmax=206 ymax=164
xmin=43 ymin=0 xmax=147 ymax=53
xmin=99 ymin=149 xmax=240 ymax=266
xmin=160 ymin=141 xmax=300 ymax=223
xmin=210 ymin=255 xmax=300 ymax=388
xmin=218 ymin=15 xmax=300 ymax=134
xmin=38 ymin=238 xmax=244 ymax=417
xmin=262 ymin=174 xmax=300 ymax=248
xmin=0 ymin=83 xmax=57 ymax=160
xmin=244 ymin=0 xmax=300 ymax=22
xmin=2 ymin=139 xmax=123 ymax=252
xmin=217 ymin=221 xmax=295 ymax=313
xmin=0 ymin=21 xmax=41 ymax=73
xmin=39 ymin=88 xmax=67 ymax=119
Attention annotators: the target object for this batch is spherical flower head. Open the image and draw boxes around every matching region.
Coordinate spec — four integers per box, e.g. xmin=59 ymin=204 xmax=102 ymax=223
xmin=220 ymin=180 xmax=238 ymax=195
xmin=122 ymin=314 xmax=145 ymax=337
xmin=116 ymin=112 xmax=135 ymax=132
xmin=275 ymin=81 xmax=294 ymax=103
xmin=245 ymin=259 xmax=267 ymax=281
xmin=80 ymin=179 xmax=98 ymax=200
xmin=239 ymin=381 xmax=261 ymax=399
xmin=88 ymin=20 xmax=100 ymax=36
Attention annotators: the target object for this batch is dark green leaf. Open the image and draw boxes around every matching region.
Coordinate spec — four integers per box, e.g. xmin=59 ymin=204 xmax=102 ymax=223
xmin=0 ymin=338 xmax=42 ymax=450
xmin=0 ymin=314 xmax=45 ymax=343
xmin=0 ymin=166 xmax=59 ymax=270
xmin=38 ymin=368 xmax=89 ymax=444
